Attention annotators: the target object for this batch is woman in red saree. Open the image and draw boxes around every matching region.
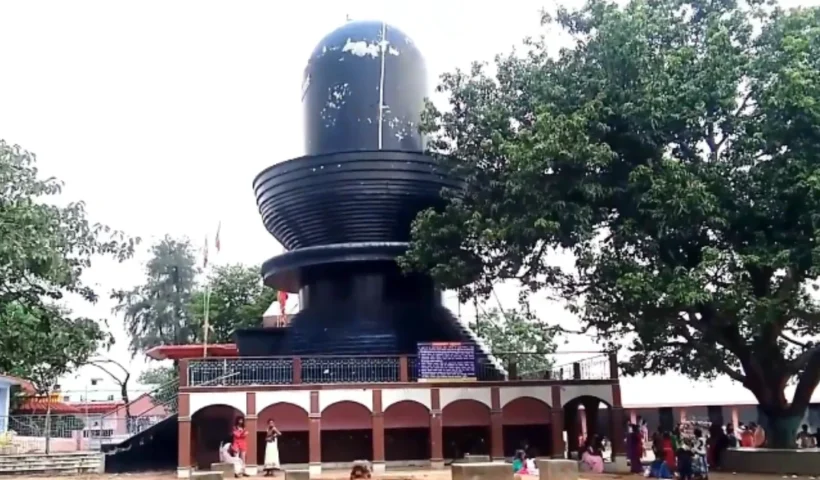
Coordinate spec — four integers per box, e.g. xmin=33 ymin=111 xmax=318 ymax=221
xmin=661 ymin=431 xmax=676 ymax=472
xmin=232 ymin=417 xmax=249 ymax=465
xmin=627 ymin=424 xmax=644 ymax=473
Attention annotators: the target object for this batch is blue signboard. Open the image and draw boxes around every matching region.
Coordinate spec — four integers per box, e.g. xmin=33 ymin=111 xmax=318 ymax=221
xmin=417 ymin=342 xmax=476 ymax=382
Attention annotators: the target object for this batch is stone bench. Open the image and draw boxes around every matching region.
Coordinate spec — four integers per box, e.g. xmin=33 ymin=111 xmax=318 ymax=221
xmin=463 ymin=454 xmax=492 ymax=463
xmin=285 ymin=469 xmax=310 ymax=480
xmin=723 ymin=447 xmax=820 ymax=476
xmin=536 ymin=459 xmax=578 ymax=480
xmin=452 ymin=462 xmax=512 ymax=480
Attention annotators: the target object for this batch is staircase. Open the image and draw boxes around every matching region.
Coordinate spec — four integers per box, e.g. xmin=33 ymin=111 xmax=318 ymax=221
xmin=95 ymin=377 xmax=181 ymax=472
xmin=0 ymin=452 xmax=103 ymax=475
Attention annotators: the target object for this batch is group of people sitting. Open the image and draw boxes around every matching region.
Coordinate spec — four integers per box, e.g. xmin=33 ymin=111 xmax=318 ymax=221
xmin=578 ymin=434 xmax=606 ymax=473
xmin=511 ymin=450 xmax=539 ymax=475
xmin=628 ymin=423 xmax=709 ymax=479
xmin=629 ymin=419 xmax=772 ymax=479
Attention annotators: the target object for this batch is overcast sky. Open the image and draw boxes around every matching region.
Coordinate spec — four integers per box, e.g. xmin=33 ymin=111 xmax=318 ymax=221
xmin=1 ymin=0 xmax=818 ymax=405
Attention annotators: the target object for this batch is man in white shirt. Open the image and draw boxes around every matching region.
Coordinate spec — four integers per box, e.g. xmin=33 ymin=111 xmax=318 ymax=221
xmin=219 ymin=441 xmax=246 ymax=477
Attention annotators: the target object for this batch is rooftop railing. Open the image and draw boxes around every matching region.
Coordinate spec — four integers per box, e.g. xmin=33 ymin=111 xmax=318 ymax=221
xmin=182 ymin=351 xmax=617 ymax=387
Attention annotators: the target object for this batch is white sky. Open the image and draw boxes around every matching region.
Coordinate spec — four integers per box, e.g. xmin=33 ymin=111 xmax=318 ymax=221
xmin=1 ymin=0 xmax=818 ymax=406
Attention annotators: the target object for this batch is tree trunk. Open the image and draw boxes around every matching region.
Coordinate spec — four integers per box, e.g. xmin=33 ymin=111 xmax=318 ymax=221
xmin=758 ymin=406 xmax=803 ymax=449
xmin=44 ymin=400 xmax=52 ymax=454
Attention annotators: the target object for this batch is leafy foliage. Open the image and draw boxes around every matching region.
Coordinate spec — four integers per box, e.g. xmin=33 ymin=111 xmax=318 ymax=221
xmin=0 ymin=140 xmax=134 ymax=388
xmin=115 ymin=238 xmax=275 ymax=354
xmin=471 ymin=305 xmax=559 ymax=375
xmin=138 ymin=365 xmax=175 ymax=386
xmin=189 ymin=264 xmax=276 ymax=344
xmin=137 ymin=365 xmax=179 ymax=414
xmin=113 ymin=236 xmax=199 ymax=355
xmin=401 ymin=0 xmax=820 ymax=445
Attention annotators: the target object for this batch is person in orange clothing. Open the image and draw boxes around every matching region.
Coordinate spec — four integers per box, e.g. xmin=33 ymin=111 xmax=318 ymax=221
xmin=740 ymin=424 xmax=755 ymax=447
xmin=232 ymin=416 xmax=249 ymax=472
xmin=752 ymin=422 xmax=766 ymax=447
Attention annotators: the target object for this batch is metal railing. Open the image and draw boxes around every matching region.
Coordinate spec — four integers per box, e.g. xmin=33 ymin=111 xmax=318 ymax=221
xmin=1 ymin=414 xmax=95 ymax=453
xmin=185 ymin=351 xmax=614 ymax=387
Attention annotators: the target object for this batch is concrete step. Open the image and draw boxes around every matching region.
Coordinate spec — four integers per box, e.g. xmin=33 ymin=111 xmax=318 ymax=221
xmin=0 ymin=452 xmax=103 ymax=475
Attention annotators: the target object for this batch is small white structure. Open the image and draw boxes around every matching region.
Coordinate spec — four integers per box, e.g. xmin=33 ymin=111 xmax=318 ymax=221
xmin=0 ymin=375 xmax=24 ymax=433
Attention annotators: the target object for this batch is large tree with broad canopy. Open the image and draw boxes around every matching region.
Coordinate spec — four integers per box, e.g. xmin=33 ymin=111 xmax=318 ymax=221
xmin=400 ymin=0 xmax=820 ymax=447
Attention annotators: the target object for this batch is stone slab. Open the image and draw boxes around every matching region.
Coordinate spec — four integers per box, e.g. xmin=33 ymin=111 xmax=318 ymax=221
xmin=723 ymin=447 xmax=820 ymax=475
xmin=464 ymin=454 xmax=492 ymax=463
xmin=285 ymin=469 xmax=310 ymax=480
xmin=536 ymin=459 xmax=578 ymax=480
xmin=451 ymin=462 xmax=513 ymax=480
xmin=211 ymin=463 xmax=234 ymax=476
xmin=192 ymin=472 xmax=223 ymax=480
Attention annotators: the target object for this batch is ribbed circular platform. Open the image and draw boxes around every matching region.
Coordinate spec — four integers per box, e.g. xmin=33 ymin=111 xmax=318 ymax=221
xmin=253 ymin=150 xmax=463 ymax=251
xmin=261 ymin=242 xmax=409 ymax=292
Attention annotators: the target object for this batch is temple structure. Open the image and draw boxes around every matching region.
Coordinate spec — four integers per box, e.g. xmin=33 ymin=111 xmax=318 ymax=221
xmin=167 ymin=20 xmax=625 ymax=477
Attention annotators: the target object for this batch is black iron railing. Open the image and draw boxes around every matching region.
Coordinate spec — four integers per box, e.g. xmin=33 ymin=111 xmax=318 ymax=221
xmin=184 ymin=351 xmax=615 ymax=387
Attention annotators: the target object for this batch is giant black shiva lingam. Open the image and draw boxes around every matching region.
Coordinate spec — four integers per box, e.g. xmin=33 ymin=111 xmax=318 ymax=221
xmin=239 ymin=21 xmax=490 ymax=373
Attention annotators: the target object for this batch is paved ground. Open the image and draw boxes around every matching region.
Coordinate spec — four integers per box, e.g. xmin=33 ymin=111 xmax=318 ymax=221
xmin=9 ymin=470 xmax=819 ymax=480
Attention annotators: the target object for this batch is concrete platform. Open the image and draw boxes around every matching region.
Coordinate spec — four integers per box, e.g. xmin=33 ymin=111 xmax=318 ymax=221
xmin=451 ymin=462 xmax=512 ymax=480
xmin=191 ymin=472 xmax=223 ymax=480
xmin=535 ymin=459 xmax=578 ymax=480
xmin=286 ymin=470 xmax=310 ymax=480
xmin=722 ymin=447 xmax=820 ymax=475
xmin=211 ymin=462 xmax=235 ymax=476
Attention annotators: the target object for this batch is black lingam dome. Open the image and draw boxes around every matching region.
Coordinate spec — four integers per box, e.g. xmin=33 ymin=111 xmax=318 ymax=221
xmin=243 ymin=21 xmax=475 ymax=361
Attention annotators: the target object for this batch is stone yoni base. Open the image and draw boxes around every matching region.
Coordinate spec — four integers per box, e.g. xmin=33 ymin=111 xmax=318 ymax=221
xmin=210 ymin=463 xmax=234 ymax=476
xmin=285 ymin=469 xmax=310 ymax=480
xmin=723 ymin=447 xmax=820 ymax=476
xmin=464 ymin=454 xmax=492 ymax=463
xmin=452 ymin=462 xmax=512 ymax=480
xmin=536 ymin=459 xmax=578 ymax=480
xmin=191 ymin=472 xmax=223 ymax=480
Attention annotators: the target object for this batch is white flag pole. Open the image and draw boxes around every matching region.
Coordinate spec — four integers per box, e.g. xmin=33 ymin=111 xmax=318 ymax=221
xmin=203 ymin=235 xmax=210 ymax=358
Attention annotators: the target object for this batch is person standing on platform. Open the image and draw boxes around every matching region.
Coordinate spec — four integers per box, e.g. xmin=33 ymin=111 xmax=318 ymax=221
xmin=263 ymin=419 xmax=282 ymax=476
xmin=233 ymin=417 xmax=249 ymax=465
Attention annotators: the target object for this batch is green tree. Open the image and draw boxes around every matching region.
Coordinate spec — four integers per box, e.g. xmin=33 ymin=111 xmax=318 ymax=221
xmin=0 ymin=140 xmax=135 ymax=450
xmin=472 ymin=305 xmax=558 ymax=376
xmin=402 ymin=0 xmax=820 ymax=447
xmin=1 ymin=302 xmax=111 ymax=452
xmin=190 ymin=264 xmax=276 ymax=344
xmin=138 ymin=365 xmax=175 ymax=386
xmin=113 ymin=237 xmax=199 ymax=355
xmin=138 ymin=365 xmax=179 ymax=414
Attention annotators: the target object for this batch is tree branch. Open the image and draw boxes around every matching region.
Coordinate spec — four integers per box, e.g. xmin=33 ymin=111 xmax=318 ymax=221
xmin=780 ymin=332 xmax=808 ymax=348
xmin=789 ymin=347 xmax=820 ymax=415
xmin=675 ymin=317 xmax=747 ymax=383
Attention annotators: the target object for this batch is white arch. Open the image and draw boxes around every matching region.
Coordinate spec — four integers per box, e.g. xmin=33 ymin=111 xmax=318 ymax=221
xmin=559 ymin=384 xmax=614 ymax=407
xmin=257 ymin=390 xmax=311 ymax=414
xmin=499 ymin=386 xmax=552 ymax=408
xmin=319 ymin=388 xmax=373 ymax=412
xmin=382 ymin=388 xmax=432 ymax=411
xmin=189 ymin=391 xmax=247 ymax=416
xmin=439 ymin=387 xmax=492 ymax=410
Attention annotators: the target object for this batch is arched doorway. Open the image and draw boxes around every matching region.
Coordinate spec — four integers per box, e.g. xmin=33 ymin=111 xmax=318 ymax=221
xmin=191 ymin=404 xmax=244 ymax=469
xmin=502 ymin=397 xmax=551 ymax=457
xmin=258 ymin=402 xmax=310 ymax=465
xmin=442 ymin=400 xmax=491 ymax=460
xmin=563 ymin=395 xmax=612 ymax=458
xmin=321 ymin=401 xmax=373 ymax=463
xmin=384 ymin=401 xmax=430 ymax=461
